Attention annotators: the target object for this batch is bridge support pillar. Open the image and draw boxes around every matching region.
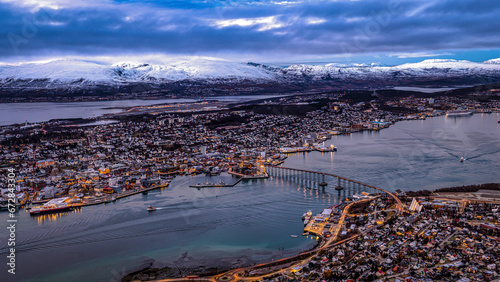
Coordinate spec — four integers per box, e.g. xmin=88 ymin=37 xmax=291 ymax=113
xmin=318 ymin=174 xmax=327 ymax=191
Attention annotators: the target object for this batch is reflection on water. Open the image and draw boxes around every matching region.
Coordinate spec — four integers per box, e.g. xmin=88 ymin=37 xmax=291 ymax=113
xmin=1 ymin=175 xmax=337 ymax=281
xmin=33 ymin=207 xmax=83 ymax=224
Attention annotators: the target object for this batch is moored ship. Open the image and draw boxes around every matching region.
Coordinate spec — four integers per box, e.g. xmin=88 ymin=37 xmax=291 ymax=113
xmin=29 ymin=204 xmax=71 ymax=215
xmin=446 ymin=110 xmax=473 ymax=117
xmin=313 ymin=143 xmax=337 ymax=152
xmin=30 ymin=198 xmax=72 ymax=215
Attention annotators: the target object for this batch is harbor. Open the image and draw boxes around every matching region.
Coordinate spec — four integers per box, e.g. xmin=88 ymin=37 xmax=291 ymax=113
xmin=25 ymin=180 xmax=170 ymax=215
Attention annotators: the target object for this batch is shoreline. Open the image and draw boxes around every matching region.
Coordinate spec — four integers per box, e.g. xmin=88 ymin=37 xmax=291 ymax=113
xmin=406 ymin=182 xmax=500 ymax=196
xmin=22 ymin=182 xmax=170 ymax=214
xmin=121 ymin=236 xmax=322 ymax=281
xmin=405 ymin=182 xmax=500 ymax=204
xmin=120 ymin=182 xmax=500 ymax=281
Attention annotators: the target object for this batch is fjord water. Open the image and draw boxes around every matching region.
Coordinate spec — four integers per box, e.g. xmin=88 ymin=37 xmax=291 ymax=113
xmin=0 ymin=95 xmax=284 ymax=126
xmin=1 ymin=113 xmax=499 ymax=281
xmin=0 ymin=99 xmax=192 ymax=126
xmin=2 ymin=176 xmax=328 ymax=282
xmin=286 ymin=113 xmax=500 ymax=191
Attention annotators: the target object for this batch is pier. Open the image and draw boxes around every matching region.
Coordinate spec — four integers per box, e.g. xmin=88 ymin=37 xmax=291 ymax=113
xmin=189 ymin=178 xmax=243 ymax=188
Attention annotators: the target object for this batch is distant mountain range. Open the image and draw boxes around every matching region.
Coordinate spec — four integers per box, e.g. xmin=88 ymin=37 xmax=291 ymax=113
xmin=1 ymin=57 xmax=500 ymax=99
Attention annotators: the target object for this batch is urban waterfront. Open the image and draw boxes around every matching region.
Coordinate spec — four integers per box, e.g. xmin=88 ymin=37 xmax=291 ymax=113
xmin=2 ymin=175 xmax=331 ymax=281
xmin=2 ymin=113 xmax=499 ymax=281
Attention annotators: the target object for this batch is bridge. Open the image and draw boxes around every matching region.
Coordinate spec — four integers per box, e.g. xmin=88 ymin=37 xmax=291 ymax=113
xmin=157 ymin=167 xmax=403 ymax=282
xmin=265 ymin=165 xmax=402 ymax=212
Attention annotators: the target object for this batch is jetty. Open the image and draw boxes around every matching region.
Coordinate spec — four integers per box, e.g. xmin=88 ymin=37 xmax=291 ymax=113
xmin=189 ymin=178 xmax=243 ymax=188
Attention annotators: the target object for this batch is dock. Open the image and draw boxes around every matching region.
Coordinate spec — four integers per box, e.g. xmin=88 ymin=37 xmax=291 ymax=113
xmin=189 ymin=178 xmax=243 ymax=188
xmin=227 ymin=171 xmax=269 ymax=179
xmin=304 ymin=220 xmax=330 ymax=237
xmin=66 ymin=182 xmax=170 ymax=209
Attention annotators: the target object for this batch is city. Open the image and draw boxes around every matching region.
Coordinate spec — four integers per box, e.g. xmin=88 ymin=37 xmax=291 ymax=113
xmin=1 ymin=0 xmax=500 ymax=281
xmin=1 ymin=89 xmax=500 ymax=281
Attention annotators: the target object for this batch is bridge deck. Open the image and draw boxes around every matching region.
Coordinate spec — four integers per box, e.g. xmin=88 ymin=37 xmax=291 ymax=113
xmin=266 ymin=165 xmax=403 ymax=212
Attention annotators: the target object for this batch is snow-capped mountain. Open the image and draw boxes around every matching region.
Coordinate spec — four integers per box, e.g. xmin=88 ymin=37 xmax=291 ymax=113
xmin=280 ymin=59 xmax=500 ymax=80
xmin=0 ymin=57 xmax=278 ymax=86
xmin=1 ymin=57 xmax=500 ymax=97
xmin=484 ymin=58 xmax=500 ymax=65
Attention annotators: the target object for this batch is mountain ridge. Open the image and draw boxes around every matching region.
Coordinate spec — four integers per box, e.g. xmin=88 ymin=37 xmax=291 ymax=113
xmin=1 ymin=57 xmax=500 ymax=84
xmin=1 ymin=57 xmax=500 ymax=101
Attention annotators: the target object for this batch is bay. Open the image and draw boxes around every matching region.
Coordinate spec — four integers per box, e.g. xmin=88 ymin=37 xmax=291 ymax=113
xmin=1 ymin=113 xmax=499 ymax=281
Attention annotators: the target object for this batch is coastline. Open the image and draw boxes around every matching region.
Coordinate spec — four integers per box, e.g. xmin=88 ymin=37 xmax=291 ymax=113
xmin=121 ymin=236 xmax=322 ymax=281
xmin=406 ymin=182 xmax=500 ymax=196
xmin=120 ymin=182 xmax=500 ymax=281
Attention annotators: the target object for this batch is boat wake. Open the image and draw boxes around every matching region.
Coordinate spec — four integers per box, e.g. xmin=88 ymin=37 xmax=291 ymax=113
xmin=397 ymin=127 xmax=500 ymax=162
xmin=463 ymin=148 xmax=500 ymax=161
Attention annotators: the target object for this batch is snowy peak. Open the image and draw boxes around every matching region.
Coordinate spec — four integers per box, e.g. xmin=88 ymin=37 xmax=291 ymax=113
xmin=484 ymin=58 xmax=500 ymax=64
xmin=396 ymin=59 xmax=484 ymax=69
xmin=324 ymin=62 xmax=383 ymax=68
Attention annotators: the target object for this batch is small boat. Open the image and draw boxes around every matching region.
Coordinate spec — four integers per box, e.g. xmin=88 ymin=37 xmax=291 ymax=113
xmin=303 ymin=210 xmax=312 ymax=225
xmin=147 ymin=205 xmax=156 ymax=212
xmin=291 ymin=235 xmax=298 ymax=238
xmin=459 ymin=157 xmax=465 ymax=163
xmin=302 ymin=232 xmax=309 ymax=236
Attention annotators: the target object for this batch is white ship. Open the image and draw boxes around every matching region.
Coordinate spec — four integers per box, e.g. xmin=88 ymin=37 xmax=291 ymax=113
xmin=446 ymin=110 xmax=473 ymax=117
xmin=30 ymin=198 xmax=72 ymax=215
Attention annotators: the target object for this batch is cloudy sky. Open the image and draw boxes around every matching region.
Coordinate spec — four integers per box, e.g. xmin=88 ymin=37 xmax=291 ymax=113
xmin=1 ymin=0 xmax=499 ymax=65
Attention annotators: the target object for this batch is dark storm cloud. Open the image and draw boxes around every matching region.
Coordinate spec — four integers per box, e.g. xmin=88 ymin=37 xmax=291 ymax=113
xmin=0 ymin=0 xmax=499 ymax=60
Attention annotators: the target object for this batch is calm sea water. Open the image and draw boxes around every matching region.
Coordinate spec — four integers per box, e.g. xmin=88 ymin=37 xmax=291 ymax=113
xmin=285 ymin=113 xmax=500 ymax=191
xmin=1 ymin=113 xmax=499 ymax=281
